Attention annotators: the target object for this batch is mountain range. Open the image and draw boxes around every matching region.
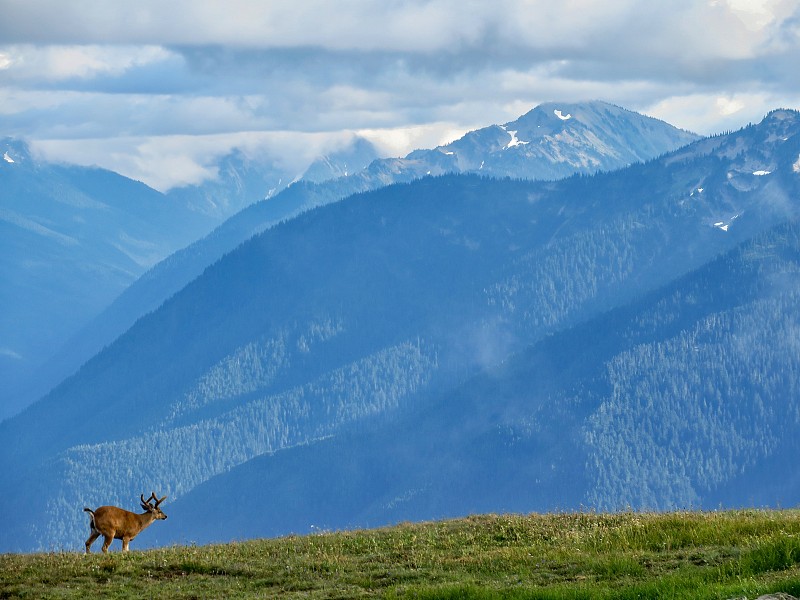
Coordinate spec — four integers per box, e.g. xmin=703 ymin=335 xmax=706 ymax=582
xmin=171 ymin=216 xmax=800 ymax=544
xmin=5 ymin=101 xmax=697 ymax=420
xmin=0 ymin=139 xmax=218 ymax=417
xmin=1 ymin=104 xmax=798 ymax=552
xmin=0 ymin=135 xmax=387 ymax=419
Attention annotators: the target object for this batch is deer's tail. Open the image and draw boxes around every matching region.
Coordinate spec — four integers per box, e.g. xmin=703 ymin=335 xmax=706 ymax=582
xmin=83 ymin=507 xmax=96 ymax=528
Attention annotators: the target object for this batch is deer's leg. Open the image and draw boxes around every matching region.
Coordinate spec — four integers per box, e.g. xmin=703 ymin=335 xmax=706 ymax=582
xmin=85 ymin=531 xmax=100 ymax=553
xmin=101 ymin=535 xmax=113 ymax=553
xmin=122 ymin=538 xmax=131 ymax=552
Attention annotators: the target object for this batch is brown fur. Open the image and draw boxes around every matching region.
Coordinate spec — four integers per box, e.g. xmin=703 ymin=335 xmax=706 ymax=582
xmin=84 ymin=492 xmax=167 ymax=553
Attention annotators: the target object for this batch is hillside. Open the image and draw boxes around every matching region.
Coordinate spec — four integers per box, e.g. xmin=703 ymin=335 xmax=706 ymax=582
xmin=19 ymin=101 xmax=698 ymax=417
xmin=3 ymin=511 xmax=800 ymax=600
xmin=0 ymin=139 xmax=378 ymax=419
xmin=0 ymin=139 xmax=216 ymax=419
xmin=0 ymin=109 xmax=796 ymax=552
xmin=167 ymin=219 xmax=800 ymax=544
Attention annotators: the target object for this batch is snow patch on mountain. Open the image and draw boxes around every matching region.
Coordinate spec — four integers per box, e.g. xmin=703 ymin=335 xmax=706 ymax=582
xmin=689 ymin=187 xmax=705 ymax=199
xmin=714 ymin=214 xmax=741 ymax=232
xmin=504 ymin=129 xmax=529 ymax=149
xmin=554 ymin=109 xmax=572 ymax=121
xmin=266 ymin=178 xmax=283 ymax=199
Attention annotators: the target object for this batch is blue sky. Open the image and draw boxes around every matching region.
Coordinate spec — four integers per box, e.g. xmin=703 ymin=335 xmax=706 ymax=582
xmin=1 ymin=0 xmax=799 ymax=190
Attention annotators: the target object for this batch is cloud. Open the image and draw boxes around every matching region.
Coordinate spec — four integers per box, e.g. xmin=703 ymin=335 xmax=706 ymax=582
xmin=1 ymin=0 xmax=799 ymax=190
xmin=31 ymin=129 xmax=367 ymax=191
xmin=0 ymin=44 xmax=173 ymax=84
xmin=645 ymin=90 xmax=800 ymax=135
xmin=0 ymin=1 xmax=501 ymax=51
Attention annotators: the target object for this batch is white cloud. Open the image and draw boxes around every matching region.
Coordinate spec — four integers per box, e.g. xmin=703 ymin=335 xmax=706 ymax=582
xmin=0 ymin=44 xmax=172 ymax=82
xmin=716 ymin=96 xmax=747 ymax=117
xmin=0 ymin=1 xmax=499 ymax=52
xmin=0 ymin=0 xmax=787 ymax=59
xmin=643 ymin=91 xmax=800 ymax=135
xmin=357 ymin=122 xmax=472 ymax=157
xmin=715 ymin=0 xmax=780 ymax=30
xmin=31 ymin=129 xmax=388 ymax=191
xmin=1 ymin=0 xmax=798 ymax=189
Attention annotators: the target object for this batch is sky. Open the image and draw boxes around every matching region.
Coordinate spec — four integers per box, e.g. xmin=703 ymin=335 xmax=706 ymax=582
xmin=1 ymin=0 xmax=799 ymax=191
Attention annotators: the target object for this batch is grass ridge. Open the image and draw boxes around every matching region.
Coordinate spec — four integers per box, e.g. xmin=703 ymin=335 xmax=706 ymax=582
xmin=3 ymin=510 xmax=800 ymax=599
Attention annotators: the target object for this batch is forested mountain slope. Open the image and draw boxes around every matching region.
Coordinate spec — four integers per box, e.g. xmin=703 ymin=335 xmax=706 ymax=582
xmin=0 ymin=109 xmax=796 ymax=552
xmin=22 ymin=102 xmax=697 ymax=418
xmin=162 ymin=218 xmax=800 ymax=544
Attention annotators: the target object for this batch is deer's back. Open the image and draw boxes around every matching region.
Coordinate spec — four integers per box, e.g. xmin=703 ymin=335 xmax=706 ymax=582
xmin=93 ymin=506 xmax=138 ymax=533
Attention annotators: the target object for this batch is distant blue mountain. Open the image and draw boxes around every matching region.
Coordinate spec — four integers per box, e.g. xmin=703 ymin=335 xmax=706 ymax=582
xmin=0 ymin=108 xmax=797 ymax=552
xmin=164 ymin=147 xmax=289 ymax=220
xmin=300 ymin=136 xmax=381 ymax=183
xmin=0 ymin=138 xmax=217 ymax=418
xmin=0 ymin=136 xmax=382 ymax=418
xmin=18 ymin=102 xmax=698 ymax=419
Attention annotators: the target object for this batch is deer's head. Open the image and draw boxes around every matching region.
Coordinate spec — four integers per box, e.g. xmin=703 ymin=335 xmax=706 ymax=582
xmin=140 ymin=492 xmax=168 ymax=520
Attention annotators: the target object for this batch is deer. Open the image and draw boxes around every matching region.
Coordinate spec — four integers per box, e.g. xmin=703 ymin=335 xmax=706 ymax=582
xmin=84 ymin=492 xmax=168 ymax=553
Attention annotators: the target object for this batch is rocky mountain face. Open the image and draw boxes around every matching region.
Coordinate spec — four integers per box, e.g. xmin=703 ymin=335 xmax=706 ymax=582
xmin=0 ymin=109 xmax=797 ymax=551
xmin=406 ymin=100 xmax=699 ymax=180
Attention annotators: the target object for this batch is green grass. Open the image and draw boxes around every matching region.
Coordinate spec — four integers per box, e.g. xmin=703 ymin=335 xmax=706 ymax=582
xmin=3 ymin=510 xmax=800 ymax=599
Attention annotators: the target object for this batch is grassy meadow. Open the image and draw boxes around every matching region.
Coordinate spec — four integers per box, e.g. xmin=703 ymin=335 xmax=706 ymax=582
xmin=3 ymin=510 xmax=800 ymax=599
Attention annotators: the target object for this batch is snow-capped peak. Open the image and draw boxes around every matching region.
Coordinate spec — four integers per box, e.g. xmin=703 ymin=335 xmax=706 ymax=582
xmin=3 ymin=151 xmax=15 ymax=164
xmin=554 ymin=109 xmax=572 ymax=121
